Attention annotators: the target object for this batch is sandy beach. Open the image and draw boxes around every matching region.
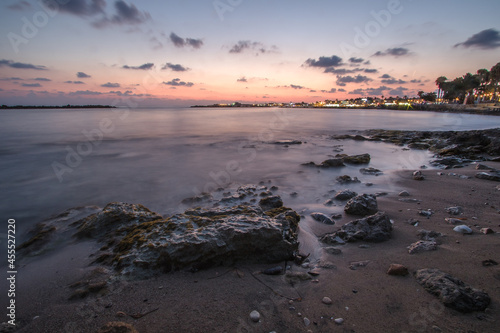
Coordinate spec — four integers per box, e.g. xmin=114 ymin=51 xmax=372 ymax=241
xmin=3 ymin=161 xmax=498 ymax=333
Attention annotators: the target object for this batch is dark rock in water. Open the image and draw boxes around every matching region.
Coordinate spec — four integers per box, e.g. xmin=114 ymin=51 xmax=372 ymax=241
xmin=98 ymin=321 xmax=138 ymax=333
xmin=475 ymin=163 xmax=497 ymax=171
xmin=310 ymin=212 xmax=334 ymax=225
xmin=344 ymin=194 xmax=378 ymax=216
xmin=181 ymin=192 xmax=213 ymax=205
xmin=387 ymin=264 xmax=409 ymax=276
xmin=259 ymin=195 xmax=283 ymax=211
xmin=270 ymin=139 xmax=302 ymax=145
xmin=75 ymin=202 xmax=162 ymax=239
xmin=408 ymin=142 xmax=430 ymax=149
xmin=413 ymin=170 xmax=425 ymax=180
xmin=475 ymin=172 xmax=500 ymax=182
xmin=320 ymin=158 xmax=345 ymax=168
xmin=322 ymin=211 xmax=392 ymax=243
xmin=334 ymin=189 xmax=358 ymax=200
xmin=431 ymin=157 xmax=468 ymax=168
xmin=336 ymin=175 xmax=361 ymax=184
xmin=359 ymin=167 xmax=383 ymax=175
xmin=261 ymin=266 xmax=283 ymax=275
xmin=408 ymin=240 xmax=438 ymax=254
xmin=337 ymin=153 xmax=371 ymax=164
xmin=415 ymin=268 xmax=491 ymax=312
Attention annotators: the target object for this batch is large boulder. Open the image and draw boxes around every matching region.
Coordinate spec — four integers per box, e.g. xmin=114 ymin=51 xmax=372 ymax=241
xmin=415 ymin=268 xmax=491 ymax=313
xmin=321 ymin=211 xmax=393 ymax=243
xmin=334 ymin=189 xmax=358 ymax=200
xmin=344 ymin=194 xmax=378 ymax=216
xmin=337 ymin=153 xmax=371 ymax=164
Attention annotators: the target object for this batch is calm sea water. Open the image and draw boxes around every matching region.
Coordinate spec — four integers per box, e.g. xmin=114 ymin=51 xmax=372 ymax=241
xmin=1 ymin=107 xmax=499 ymax=241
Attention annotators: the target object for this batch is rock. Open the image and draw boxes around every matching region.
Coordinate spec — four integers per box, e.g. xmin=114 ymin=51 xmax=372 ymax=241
xmin=323 ymin=199 xmax=334 ymax=206
xmin=322 ymin=297 xmax=332 ymax=305
xmin=334 ymin=189 xmax=358 ymax=200
xmin=445 ymin=217 xmax=462 ymax=225
xmin=271 ymin=139 xmax=302 ymax=145
xmin=407 ymin=218 xmax=419 ymax=226
xmin=407 ymin=240 xmax=438 ymax=254
xmin=334 ymin=318 xmax=344 ymax=325
xmin=324 ymin=247 xmax=342 ymax=255
xmin=320 ymin=158 xmax=345 ymax=168
xmin=418 ymin=209 xmax=433 ymax=218
xmin=349 ymin=260 xmax=370 ymax=270
xmin=453 ymin=225 xmax=473 ymax=234
xmin=413 ymin=170 xmax=425 ymax=180
xmin=344 ymin=194 xmax=378 ymax=216
xmin=415 ymin=268 xmax=491 ymax=312
xmin=337 ymin=153 xmax=371 ymax=164
xmin=496 ymin=185 xmax=500 ymax=191
xmin=387 ymin=264 xmax=409 ymax=276
xmin=250 ymin=310 xmax=261 ymax=322
xmin=480 ymin=228 xmax=494 ymax=234
xmin=319 ymin=261 xmax=336 ymax=269
xmin=181 ymin=192 xmax=213 ymax=205
xmin=308 ymin=269 xmax=320 ymax=276
xmin=359 ymin=167 xmax=383 ymax=175
xmin=336 ymin=175 xmax=361 ymax=184
xmin=476 ymin=163 xmax=495 ymax=171
xmin=408 ymin=142 xmax=430 ymax=149
xmin=261 ymin=266 xmax=283 ymax=275
xmin=417 ymin=229 xmax=443 ymax=243
xmin=431 ymin=156 xmax=467 ymax=168
xmin=445 ymin=206 xmax=463 ymax=215
xmin=476 ymin=172 xmax=500 ymax=182
xmin=310 ymin=212 xmax=334 ymax=225
xmin=482 ymin=259 xmax=498 ymax=266
xmin=398 ymin=190 xmax=411 ymax=197
xmin=259 ymin=195 xmax=283 ymax=211
xmin=321 ymin=235 xmax=346 ymax=245
xmin=303 ymin=317 xmax=311 ymax=326
xmin=323 ymin=211 xmax=392 ymax=243
xmin=97 ymin=322 xmax=138 ymax=333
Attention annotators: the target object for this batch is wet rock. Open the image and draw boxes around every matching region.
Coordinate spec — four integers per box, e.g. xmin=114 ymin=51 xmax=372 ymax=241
xmin=415 ymin=268 xmax=491 ymax=312
xmin=336 ymin=175 xmax=361 ymax=184
xmin=453 ymin=225 xmax=473 ymax=234
xmin=387 ymin=264 xmax=409 ymax=276
xmin=331 ymin=213 xmax=343 ymax=219
xmin=418 ymin=209 xmax=433 ymax=218
xmin=181 ymin=192 xmax=213 ymax=205
xmin=250 ymin=310 xmax=261 ymax=322
xmin=320 ymin=235 xmax=346 ymax=245
xmin=337 ymin=153 xmax=371 ymax=164
xmin=431 ymin=156 xmax=467 ymax=168
xmin=398 ymin=190 xmax=411 ymax=197
xmin=407 ymin=218 xmax=419 ymax=226
xmin=344 ymin=194 xmax=378 ymax=216
xmin=259 ymin=195 xmax=283 ymax=211
xmin=334 ymin=189 xmax=358 ymax=200
xmin=320 ymin=158 xmax=345 ymax=168
xmin=445 ymin=206 xmax=463 ymax=215
xmin=324 ymin=247 xmax=342 ymax=255
xmin=97 ymin=322 xmax=138 ymax=333
xmin=480 ymin=228 xmax=494 ymax=234
xmin=359 ymin=167 xmax=383 ymax=175
xmin=408 ymin=240 xmax=438 ymax=254
xmin=323 ymin=199 xmax=334 ymax=206
xmin=413 ymin=170 xmax=425 ymax=181
xmin=476 ymin=172 xmax=500 ymax=182
xmin=349 ymin=260 xmax=370 ymax=270
xmin=417 ymin=229 xmax=443 ymax=243
xmin=476 ymin=163 xmax=496 ymax=171
xmin=408 ymin=142 xmax=430 ymax=149
xmin=322 ymin=297 xmax=332 ymax=305
xmin=323 ymin=211 xmax=392 ymax=243
xmin=445 ymin=217 xmax=462 ymax=225
xmin=310 ymin=212 xmax=334 ymax=225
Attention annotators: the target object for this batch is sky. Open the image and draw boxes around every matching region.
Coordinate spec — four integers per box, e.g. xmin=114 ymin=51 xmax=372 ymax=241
xmin=0 ymin=0 xmax=499 ymax=107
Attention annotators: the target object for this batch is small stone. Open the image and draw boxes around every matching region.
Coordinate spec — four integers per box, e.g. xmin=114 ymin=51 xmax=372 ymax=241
xmin=311 ymin=212 xmax=334 ymax=225
xmin=446 ymin=206 xmax=463 ymax=215
xmin=115 ymin=312 xmax=127 ymax=317
xmin=303 ymin=317 xmax=311 ymax=326
xmin=398 ymin=190 xmax=411 ymax=197
xmin=407 ymin=218 xmax=420 ymax=226
xmin=308 ymin=269 xmax=320 ymax=276
xmin=418 ymin=209 xmax=433 ymax=218
xmin=482 ymin=259 xmax=498 ymax=266
xmin=334 ymin=318 xmax=344 ymax=325
xmin=413 ymin=170 xmax=425 ymax=180
xmin=480 ymin=228 xmax=494 ymax=234
xmin=324 ymin=247 xmax=342 ymax=255
xmin=331 ymin=213 xmax=343 ymax=219
xmin=445 ymin=217 xmax=462 ymax=225
xmin=322 ymin=297 xmax=332 ymax=305
xmin=250 ymin=310 xmax=260 ymax=322
xmin=323 ymin=199 xmax=334 ymax=206
xmin=408 ymin=240 xmax=438 ymax=254
xmin=453 ymin=225 xmax=473 ymax=234
xmin=349 ymin=260 xmax=370 ymax=270
xmin=387 ymin=264 xmax=409 ymax=276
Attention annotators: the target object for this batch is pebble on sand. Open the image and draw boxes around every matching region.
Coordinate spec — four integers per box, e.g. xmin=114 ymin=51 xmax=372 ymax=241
xmin=453 ymin=225 xmax=473 ymax=234
xmin=250 ymin=310 xmax=260 ymax=322
xmin=387 ymin=264 xmax=409 ymax=276
xmin=322 ymin=297 xmax=332 ymax=305
xmin=334 ymin=318 xmax=344 ymax=325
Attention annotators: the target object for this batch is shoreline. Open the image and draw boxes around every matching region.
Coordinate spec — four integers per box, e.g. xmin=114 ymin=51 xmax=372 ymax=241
xmin=3 ymin=128 xmax=500 ymax=332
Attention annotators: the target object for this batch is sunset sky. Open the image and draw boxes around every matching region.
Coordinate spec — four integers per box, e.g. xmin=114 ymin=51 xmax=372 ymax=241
xmin=0 ymin=0 xmax=499 ymax=107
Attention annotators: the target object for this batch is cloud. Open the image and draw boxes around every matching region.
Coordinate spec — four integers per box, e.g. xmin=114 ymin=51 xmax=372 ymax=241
xmin=43 ymin=0 xmax=106 ymax=16
xmin=163 ymin=78 xmax=194 ymax=87
xmin=162 ymin=63 xmax=190 ymax=72
xmin=65 ymin=81 xmax=85 ymax=84
xmin=110 ymin=0 xmax=150 ymax=25
xmin=309 ymin=89 xmax=317 ymax=92
xmin=348 ymin=85 xmax=391 ymax=96
xmin=324 ymin=68 xmax=357 ymax=75
xmin=69 ymin=90 xmax=103 ymax=96
xmin=348 ymin=57 xmax=364 ymax=64
xmin=380 ymin=74 xmax=391 ymax=79
xmin=0 ymin=77 xmax=23 ymax=81
xmin=321 ymin=88 xmax=337 ymax=93
xmin=373 ymin=47 xmax=411 ymax=57
xmin=0 ymin=59 xmax=47 ymax=70
xmin=237 ymin=77 xmax=247 ymax=82
xmin=290 ymin=84 xmax=304 ymax=89
xmin=454 ymin=28 xmax=500 ymax=49
xmin=34 ymin=77 xmax=51 ymax=81
xmin=21 ymin=83 xmax=42 ymax=87
xmin=101 ymin=82 xmax=120 ymax=88
xmin=338 ymin=88 xmax=346 ymax=92
xmin=410 ymin=79 xmax=422 ymax=83
xmin=304 ymin=55 xmax=343 ymax=68
xmin=122 ymin=63 xmax=154 ymax=70
xmin=229 ymin=41 xmax=278 ymax=54
xmin=379 ymin=74 xmax=407 ymax=84
xmin=363 ymin=68 xmax=378 ymax=73
xmin=170 ymin=32 xmax=203 ymax=49
xmin=389 ymin=86 xmax=409 ymax=96
xmin=77 ymin=72 xmax=91 ymax=78
xmin=336 ymin=75 xmax=372 ymax=86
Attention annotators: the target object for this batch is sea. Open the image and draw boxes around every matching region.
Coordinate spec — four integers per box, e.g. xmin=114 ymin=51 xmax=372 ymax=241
xmin=1 ymin=107 xmax=499 ymax=248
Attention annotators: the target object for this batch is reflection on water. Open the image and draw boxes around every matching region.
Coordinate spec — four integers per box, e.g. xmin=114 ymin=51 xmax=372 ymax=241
xmin=1 ymin=107 xmax=499 ymax=238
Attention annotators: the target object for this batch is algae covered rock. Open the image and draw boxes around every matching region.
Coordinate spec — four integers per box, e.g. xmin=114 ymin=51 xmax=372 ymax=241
xmin=321 ymin=211 xmax=392 ymax=243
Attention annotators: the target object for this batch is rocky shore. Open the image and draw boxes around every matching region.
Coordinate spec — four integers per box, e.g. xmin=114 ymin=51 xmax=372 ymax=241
xmin=4 ymin=128 xmax=500 ymax=333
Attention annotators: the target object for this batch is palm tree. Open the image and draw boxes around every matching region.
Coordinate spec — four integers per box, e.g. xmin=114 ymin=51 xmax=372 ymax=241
xmin=476 ymin=69 xmax=490 ymax=102
xmin=435 ymin=76 xmax=447 ymax=101
xmin=462 ymin=73 xmax=480 ymax=105
xmin=490 ymin=62 xmax=500 ymax=102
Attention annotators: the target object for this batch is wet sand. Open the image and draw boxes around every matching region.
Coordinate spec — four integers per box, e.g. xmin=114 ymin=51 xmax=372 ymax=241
xmin=4 ymin=164 xmax=500 ymax=333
